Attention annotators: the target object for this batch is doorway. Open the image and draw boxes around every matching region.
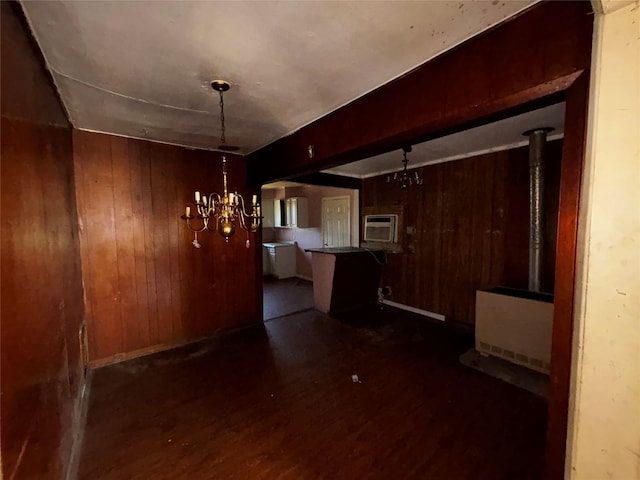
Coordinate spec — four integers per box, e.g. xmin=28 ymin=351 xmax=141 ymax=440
xmin=261 ymin=183 xmax=359 ymax=321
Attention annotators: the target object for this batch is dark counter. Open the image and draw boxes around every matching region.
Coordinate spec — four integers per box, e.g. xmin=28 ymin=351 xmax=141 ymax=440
xmin=306 ymin=247 xmax=384 ymax=315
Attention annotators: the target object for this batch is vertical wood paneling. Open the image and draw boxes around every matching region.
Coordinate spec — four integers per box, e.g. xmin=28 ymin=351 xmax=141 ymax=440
xmin=1 ymin=3 xmax=85 ymax=478
xmin=363 ymin=141 xmax=562 ymax=325
xmin=503 ymin=147 xmax=530 ymax=289
xmin=73 ymin=131 xmax=261 ymax=365
xmin=431 ymin=166 xmax=444 ymax=313
xmin=168 ymin=148 xmax=183 ymax=340
xmin=489 ymin=151 xmax=507 ymax=287
xmin=127 ymin=139 xmax=151 ymax=348
xmin=469 ymin=155 xmax=495 ymax=324
xmin=139 ymin=140 xmax=160 ymax=346
xmin=111 ymin=136 xmax=140 ymax=352
xmin=439 ymin=160 xmax=458 ymax=320
xmin=179 ymin=149 xmax=201 ymax=337
xmin=77 ymin=133 xmax=123 ymax=360
xmin=148 ymin=143 xmax=173 ymax=344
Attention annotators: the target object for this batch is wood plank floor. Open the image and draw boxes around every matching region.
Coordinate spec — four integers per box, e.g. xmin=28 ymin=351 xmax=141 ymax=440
xmin=78 ymin=308 xmax=546 ymax=479
xmin=263 ymin=277 xmax=314 ymax=321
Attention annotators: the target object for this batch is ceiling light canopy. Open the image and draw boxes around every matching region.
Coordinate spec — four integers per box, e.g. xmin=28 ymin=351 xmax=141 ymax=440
xmin=180 ymin=81 xmax=261 ymax=248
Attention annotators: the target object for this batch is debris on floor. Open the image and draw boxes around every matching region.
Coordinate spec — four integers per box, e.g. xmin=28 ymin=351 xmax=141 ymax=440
xmin=351 ymin=374 xmax=362 ymax=383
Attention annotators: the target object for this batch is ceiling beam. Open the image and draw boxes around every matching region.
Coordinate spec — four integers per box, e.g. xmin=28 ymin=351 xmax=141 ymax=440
xmin=247 ymin=1 xmax=593 ymax=186
xmin=285 ymin=172 xmax=361 ymax=191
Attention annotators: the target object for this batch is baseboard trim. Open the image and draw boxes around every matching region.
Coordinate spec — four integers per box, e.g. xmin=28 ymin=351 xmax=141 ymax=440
xmin=382 ymin=300 xmax=446 ymax=321
xmin=88 ymin=340 xmax=195 ymax=368
xmin=88 ymin=321 xmax=263 ymax=369
xmin=296 ymin=274 xmax=313 ymax=282
xmin=65 ymin=368 xmax=93 ymax=480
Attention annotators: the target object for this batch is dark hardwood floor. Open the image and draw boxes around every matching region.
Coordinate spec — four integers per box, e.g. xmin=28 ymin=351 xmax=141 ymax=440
xmin=263 ymin=277 xmax=314 ymax=321
xmin=78 ymin=308 xmax=546 ymax=479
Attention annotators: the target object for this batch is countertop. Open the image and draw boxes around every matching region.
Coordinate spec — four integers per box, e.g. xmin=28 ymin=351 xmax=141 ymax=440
xmin=263 ymin=242 xmax=295 ymax=248
xmin=304 ymin=247 xmax=383 ymax=255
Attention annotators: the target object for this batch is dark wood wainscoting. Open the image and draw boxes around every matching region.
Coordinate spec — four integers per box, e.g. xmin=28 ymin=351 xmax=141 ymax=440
xmin=73 ymin=131 xmax=262 ymax=365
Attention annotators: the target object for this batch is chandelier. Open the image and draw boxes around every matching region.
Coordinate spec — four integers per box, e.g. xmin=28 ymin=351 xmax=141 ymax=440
xmin=180 ymin=80 xmax=261 ymax=248
xmin=387 ymin=146 xmax=423 ymax=189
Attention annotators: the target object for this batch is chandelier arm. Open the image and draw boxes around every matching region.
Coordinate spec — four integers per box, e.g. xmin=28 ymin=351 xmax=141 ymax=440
xmin=238 ymin=210 xmax=249 ymax=231
xmin=236 ymin=194 xmax=252 ymax=231
xmin=206 ymin=213 xmax=219 ymax=232
xmin=236 ymin=194 xmax=252 ymax=218
xmin=209 ymin=193 xmax=222 ymax=209
xmin=236 ymin=194 xmax=262 ymax=232
xmin=184 ymin=218 xmax=208 ymax=233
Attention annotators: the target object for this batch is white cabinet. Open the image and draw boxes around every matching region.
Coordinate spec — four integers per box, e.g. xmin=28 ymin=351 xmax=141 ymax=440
xmin=273 ymin=197 xmax=308 ymax=228
xmin=263 ymin=243 xmax=296 ymax=279
xmin=273 ymin=199 xmax=284 ymax=227
xmin=286 ymin=197 xmax=308 ymax=228
xmin=261 ymin=197 xmax=275 ymax=228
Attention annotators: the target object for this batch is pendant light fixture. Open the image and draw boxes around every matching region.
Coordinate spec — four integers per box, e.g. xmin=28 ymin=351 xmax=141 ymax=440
xmin=387 ymin=146 xmax=423 ymax=189
xmin=181 ymin=80 xmax=261 ymax=247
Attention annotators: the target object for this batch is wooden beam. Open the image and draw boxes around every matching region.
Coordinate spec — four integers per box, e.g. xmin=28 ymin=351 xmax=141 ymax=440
xmin=287 ymin=172 xmax=362 ymax=191
xmin=247 ymin=1 xmax=593 ymax=185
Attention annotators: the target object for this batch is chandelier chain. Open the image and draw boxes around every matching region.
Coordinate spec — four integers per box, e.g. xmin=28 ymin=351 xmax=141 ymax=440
xmin=219 ymin=90 xmax=226 ymax=147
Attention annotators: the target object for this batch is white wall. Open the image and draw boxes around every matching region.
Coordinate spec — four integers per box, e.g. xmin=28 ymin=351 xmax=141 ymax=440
xmin=568 ymin=2 xmax=640 ymax=478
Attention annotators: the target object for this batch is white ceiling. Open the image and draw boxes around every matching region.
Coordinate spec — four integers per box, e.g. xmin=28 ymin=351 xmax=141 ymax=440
xmin=323 ymin=102 xmax=565 ymax=178
xmin=21 ymin=0 xmax=539 ymax=155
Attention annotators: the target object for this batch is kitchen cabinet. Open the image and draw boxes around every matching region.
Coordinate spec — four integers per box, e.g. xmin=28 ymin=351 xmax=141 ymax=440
xmin=262 ymin=243 xmax=296 ymax=279
xmin=286 ymin=197 xmax=308 ymax=228
xmin=273 ymin=199 xmax=284 ymax=227
xmin=273 ymin=197 xmax=308 ymax=228
xmin=261 ymin=197 xmax=275 ymax=228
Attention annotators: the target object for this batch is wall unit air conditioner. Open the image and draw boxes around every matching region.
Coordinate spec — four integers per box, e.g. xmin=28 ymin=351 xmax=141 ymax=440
xmin=363 ymin=214 xmax=398 ymax=243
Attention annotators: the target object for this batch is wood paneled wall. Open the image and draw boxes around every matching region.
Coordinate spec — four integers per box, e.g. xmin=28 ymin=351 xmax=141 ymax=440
xmin=73 ymin=131 xmax=261 ymax=365
xmin=362 ymin=141 xmax=562 ymax=325
xmin=1 ymin=2 xmax=86 ymax=478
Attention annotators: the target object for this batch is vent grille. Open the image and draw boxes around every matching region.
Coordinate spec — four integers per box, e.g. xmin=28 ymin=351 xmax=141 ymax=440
xmin=478 ymin=342 xmax=549 ymax=374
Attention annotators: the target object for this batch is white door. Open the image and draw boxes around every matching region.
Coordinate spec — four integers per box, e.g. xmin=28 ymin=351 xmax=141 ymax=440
xmin=322 ymin=196 xmax=350 ymax=247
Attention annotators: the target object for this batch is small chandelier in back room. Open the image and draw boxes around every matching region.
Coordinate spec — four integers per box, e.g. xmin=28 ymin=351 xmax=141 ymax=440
xmin=387 ymin=146 xmax=423 ymax=189
xmin=180 ymin=80 xmax=262 ymax=248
